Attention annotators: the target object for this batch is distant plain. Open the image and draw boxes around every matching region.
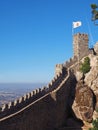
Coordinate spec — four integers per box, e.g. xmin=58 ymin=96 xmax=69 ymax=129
xmin=0 ymin=83 xmax=46 ymax=106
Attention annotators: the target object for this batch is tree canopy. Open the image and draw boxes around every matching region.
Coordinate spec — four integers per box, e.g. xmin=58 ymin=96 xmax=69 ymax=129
xmin=91 ymin=4 xmax=98 ymax=25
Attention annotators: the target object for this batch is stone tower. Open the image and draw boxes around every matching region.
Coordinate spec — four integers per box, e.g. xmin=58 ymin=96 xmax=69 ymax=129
xmin=55 ymin=33 xmax=90 ymax=75
xmin=73 ymin=33 xmax=89 ymax=59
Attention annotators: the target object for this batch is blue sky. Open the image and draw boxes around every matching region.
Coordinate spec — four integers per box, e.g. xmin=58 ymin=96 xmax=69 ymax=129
xmin=0 ymin=0 xmax=98 ymax=83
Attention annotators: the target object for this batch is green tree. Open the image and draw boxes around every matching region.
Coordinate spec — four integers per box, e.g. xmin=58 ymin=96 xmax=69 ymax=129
xmin=91 ymin=4 xmax=98 ymax=25
xmin=80 ymin=57 xmax=91 ymax=74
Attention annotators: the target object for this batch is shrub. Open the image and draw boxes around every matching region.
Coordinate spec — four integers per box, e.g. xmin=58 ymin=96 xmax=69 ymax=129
xmin=80 ymin=57 xmax=91 ymax=74
xmin=89 ymin=118 xmax=98 ymax=130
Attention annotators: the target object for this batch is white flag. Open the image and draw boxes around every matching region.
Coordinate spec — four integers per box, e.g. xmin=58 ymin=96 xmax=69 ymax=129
xmin=73 ymin=21 xmax=82 ymax=28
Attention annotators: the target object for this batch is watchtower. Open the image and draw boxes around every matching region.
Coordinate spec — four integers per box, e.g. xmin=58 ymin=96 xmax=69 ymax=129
xmin=73 ymin=33 xmax=89 ymax=59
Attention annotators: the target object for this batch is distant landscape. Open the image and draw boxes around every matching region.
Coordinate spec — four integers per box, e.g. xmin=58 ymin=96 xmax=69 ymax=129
xmin=0 ymin=83 xmax=47 ymax=106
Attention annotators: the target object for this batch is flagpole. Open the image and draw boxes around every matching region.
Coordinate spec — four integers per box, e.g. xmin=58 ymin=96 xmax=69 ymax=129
xmin=72 ymin=23 xmax=74 ymax=37
xmin=72 ymin=22 xmax=74 ymax=56
xmin=86 ymin=18 xmax=94 ymax=48
xmin=72 ymin=21 xmax=82 ymax=70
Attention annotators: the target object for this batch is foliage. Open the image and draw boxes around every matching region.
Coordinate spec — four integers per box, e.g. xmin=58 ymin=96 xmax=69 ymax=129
xmin=89 ymin=118 xmax=98 ymax=130
xmin=91 ymin=4 xmax=98 ymax=25
xmin=89 ymin=108 xmax=98 ymax=130
xmin=80 ymin=57 xmax=90 ymax=74
xmin=95 ymin=108 xmax=98 ymax=113
xmin=91 ymin=4 xmax=98 ymax=9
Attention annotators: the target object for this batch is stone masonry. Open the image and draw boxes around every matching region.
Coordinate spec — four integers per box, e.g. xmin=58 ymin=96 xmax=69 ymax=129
xmin=0 ymin=33 xmax=96 ymax=130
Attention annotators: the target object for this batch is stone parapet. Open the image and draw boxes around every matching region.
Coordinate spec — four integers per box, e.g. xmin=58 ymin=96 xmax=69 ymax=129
xmin=0 ymin=70 xmax=67 ymax=119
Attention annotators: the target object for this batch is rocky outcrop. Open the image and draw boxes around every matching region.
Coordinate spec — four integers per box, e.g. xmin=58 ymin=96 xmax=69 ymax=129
xmin=84 ymin=55 xmax=98 ymax=109
xmin=84 ymin=56 xmax=98 ymax=87
xmin=75 ymin=71 xmax=83 ymax=81
xmin=91 ymin=78 xmax=98 ymax=109
xmin=72 ymin=82 xmax=94 ymax=123
xmin=72 ymin=54 xmax=98 ymax=124
xmin=94 ymin=42 xmax=98 ymax=54
xmin=84 ymin=66 xmax=98 ymax=87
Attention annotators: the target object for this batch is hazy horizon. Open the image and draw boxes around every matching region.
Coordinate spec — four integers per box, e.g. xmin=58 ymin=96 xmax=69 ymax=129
xmin=0 ymin=82 xmax=47 ymax=106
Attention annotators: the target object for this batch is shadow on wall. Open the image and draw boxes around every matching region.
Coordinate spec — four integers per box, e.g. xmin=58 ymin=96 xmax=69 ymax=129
xmin=64 ymin=70 xmax=84 ymax=130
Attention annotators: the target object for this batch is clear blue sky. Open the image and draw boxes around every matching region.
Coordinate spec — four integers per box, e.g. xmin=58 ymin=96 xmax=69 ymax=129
xmin=0 ymin=0 xmax=98 ymax=83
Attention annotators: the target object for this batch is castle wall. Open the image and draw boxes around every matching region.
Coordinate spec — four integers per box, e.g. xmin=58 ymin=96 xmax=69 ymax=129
xmin=0 ymin=71 xmax=71 ymax=130
xmin=55 ymin=64 xmax=63 ymax=76
xmin=64 ymin=56 xmax=77 ymax=68
xmin=0 ymin=32 xmax=95 ymax=130
xmin=0 ymin=71 xmax=64 ymax=119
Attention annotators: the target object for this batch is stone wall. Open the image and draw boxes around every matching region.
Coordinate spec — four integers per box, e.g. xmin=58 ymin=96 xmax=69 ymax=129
xmin=0 ymin=71 xmax=64 ymax=119
xmin=55 ymin=64 xmax=63 ymax=76
xmin=64 ymin=56 xmax=78 ymax=68
xmin=0 ymin=70 xmax=71 ymax=130
xmin=0 ymin=32 xmax=96 ymax=130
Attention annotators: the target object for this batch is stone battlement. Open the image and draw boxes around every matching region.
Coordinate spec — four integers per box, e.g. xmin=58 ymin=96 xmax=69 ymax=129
xmin=0 ymin=33 xmax=97 ymax=130
xmin=0 ymin=70 xmax=66 ymax=119
xmin=55 ymin=33 xmax=95 ymax=77
xmin=74 ymin=33 xmax=88 ymax=38
xmin=55 ymin=64 xmax=63 ymax=76
xmin=64 ymin=56 xmax=77 ymax=68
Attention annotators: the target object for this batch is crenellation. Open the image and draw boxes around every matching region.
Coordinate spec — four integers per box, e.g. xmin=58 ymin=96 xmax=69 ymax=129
xmin=23 ymin=96 xmax=30 ymax=103
xmin=0 ymin=33 xmax=98 ymax=130
xmin=43 ymin=86 xmax=49 ymax=92
xmin=33 ymin=90 xmax=37 ymax=95
xmin=30 ymin=91 xmax=34 ymax=96
xmin=64 ymin=57 xmax=77 ymax=68
xmin=41 ymin=86 xmax=46 ymax=91
xmin=8 ymin=102 xmax=13 ymax=109
xmin=57 ymin=72 xmax=61 ymax=77
xmin=47 ymin=83 xmax=51 ymax=89
xmin=13 ymin=99 xmax=18 ymax=106
xmin=69 ymin=58 xmax=72 ymax=62
xmin=65 ymin=61 xmax=69 ymax=66
xmin=0 ymin=71 xmax=65 ymax=115
xmin=35 ymin=88 xmax=40 ymax=94
xmin=0 ymin=67 xmax=71 ymax=130
xmin=52 ymin=77 xmax=56 ymax=82
xmin=28 ymin=92 xmax=32 ymax=98
xmin=0 ymin=33 xmax=90 ymax=116
xmin=25 ymin=93 xmax=30 ymax=99
xmin=55 ymin=64 xmax=63 ymax=76
xmin=54 ymin=75 xmax=58 ymax=80
xmin=23 ymin=94 xmax=27 ymax=101
xmin=40 ymin=86 xmax=48 ymax=94
xmin=50 ymin=80 xmax=53 ymax=86
xmin=49 ymin=80 xmax=52 ymax=86
xmin=19 ymin=97 xmax=24 ymax=103
xmin=1 ymin=104 xmax=8 ymax=111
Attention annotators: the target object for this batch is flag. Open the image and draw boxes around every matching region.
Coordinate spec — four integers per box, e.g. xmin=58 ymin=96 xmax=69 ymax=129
xmin=73 ymin=21 xmax=82 ymax=28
